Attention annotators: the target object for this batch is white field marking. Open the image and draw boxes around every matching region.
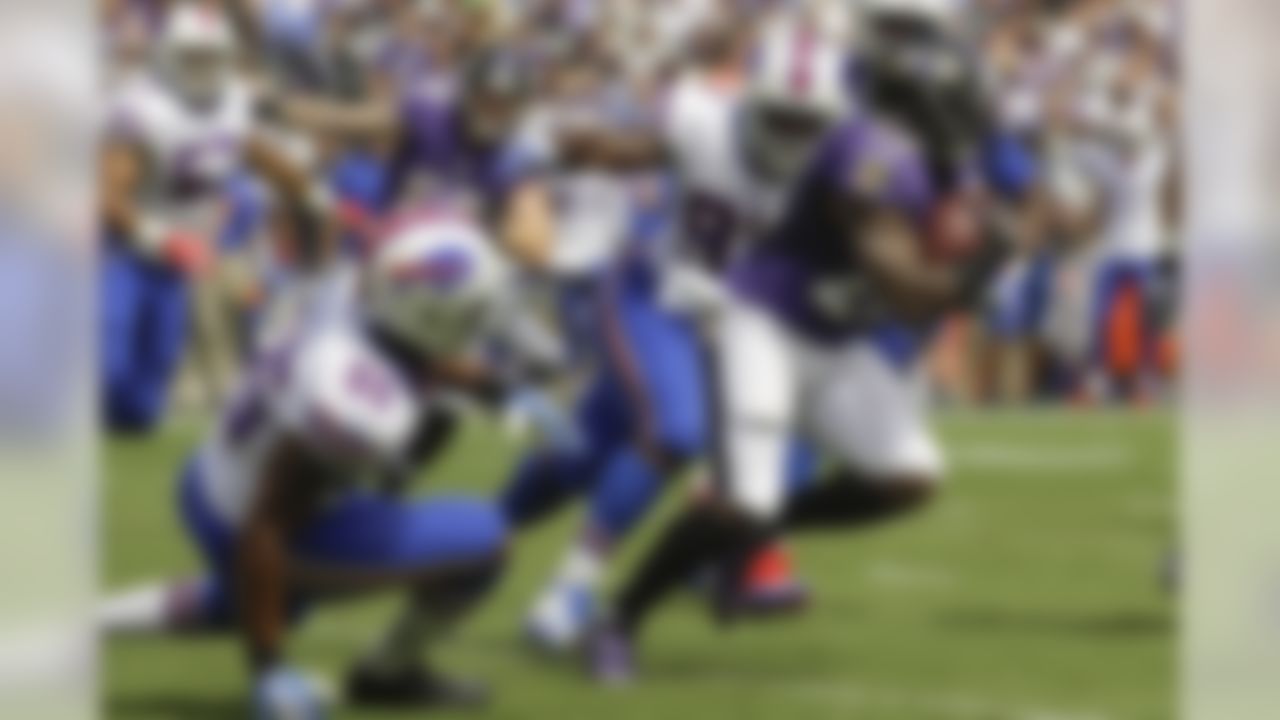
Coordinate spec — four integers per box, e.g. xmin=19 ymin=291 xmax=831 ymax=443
xmin=948 ymin=442 xmax=1136 ymax=473
xmin=304 ymin=670 xmax=338 ymax=706
xmin=936 ymin=406 xmax=1168 ymax=425
xmin=1019 ymin=713 xmax=1114 ymax=720
xmin=296 ymin=622 xmax=1122 ymax=720
xmin=776 ymin=679 xmax=1111 ymax=720
xmin=863 ymin=560 xmax=957 ymax=592
xmin=0 ymin=624 xmax=91 ymax=691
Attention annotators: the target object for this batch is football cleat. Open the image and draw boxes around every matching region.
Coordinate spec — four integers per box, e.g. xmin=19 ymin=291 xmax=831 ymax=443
xmin=584 ymin=619 xmax=636 ymax=687
xmin=524 ymin=580 xmax=597 ymax=655
xmin=716 ymin=543 xmax=810 ymax=622
xmin=345 ymin=661 xmax=489 ymax=710
xmin=253 ymin=666 xmax=329 ymax=720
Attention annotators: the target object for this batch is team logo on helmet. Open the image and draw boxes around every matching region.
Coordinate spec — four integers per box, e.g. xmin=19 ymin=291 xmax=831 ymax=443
xmin=390 ymin=245 xmax=473 ymax=294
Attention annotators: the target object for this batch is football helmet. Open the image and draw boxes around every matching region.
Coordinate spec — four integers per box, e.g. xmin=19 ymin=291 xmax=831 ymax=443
xmin=155 ymin=3 xmax=237 ymax=111
xmin=364 ymin=214 xmax=509 ymax=358
xmin=739 ymin=16 xmax=850 ymax=182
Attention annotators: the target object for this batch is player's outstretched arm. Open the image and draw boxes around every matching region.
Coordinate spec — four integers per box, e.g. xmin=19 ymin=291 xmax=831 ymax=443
xmin=556 ymin=125 xmax=668 ymax=171
xmin=100 ymin=139 xmax=214 ymax=274
xmin=244 ymin=136 xmax=339 ymax=267
xmin=501 ymin=179 xmax=558 ymax=271
xmin=99 ymin=140 xmax=144 ymax=244
xmin=267 ymin=91 xmax=399 ymax=144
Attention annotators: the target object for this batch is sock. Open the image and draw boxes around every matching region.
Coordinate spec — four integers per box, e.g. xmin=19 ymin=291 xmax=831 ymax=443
xmin=782 ymin=473 xmax=933 ymax=532
xmin=499 ymin=446 xmax=599 ymax=529
xmin=588 ymin=446 xmax=668 ymax=541
xmin=550 ymin=529 xmax=610 ymax=590
xmin=528 ymin=531 xmax=609 ymax=645
xmin=99 ymin=578 xmax=218 ymax=634
xmin=614 ymin=506 xmax=763 ymax=636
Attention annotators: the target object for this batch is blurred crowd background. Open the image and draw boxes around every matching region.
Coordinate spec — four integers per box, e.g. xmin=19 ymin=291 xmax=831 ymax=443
xmin=100 ymin=0 xmax=1180 ymax=430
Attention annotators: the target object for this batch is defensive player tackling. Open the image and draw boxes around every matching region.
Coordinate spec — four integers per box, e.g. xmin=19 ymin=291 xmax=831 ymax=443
xmin=100 ymin=213 xmax=567 ymax=717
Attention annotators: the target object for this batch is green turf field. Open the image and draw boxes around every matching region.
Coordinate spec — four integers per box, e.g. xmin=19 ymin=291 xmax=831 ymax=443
xmin=105 ymin=409 xmax=1174 ymax=720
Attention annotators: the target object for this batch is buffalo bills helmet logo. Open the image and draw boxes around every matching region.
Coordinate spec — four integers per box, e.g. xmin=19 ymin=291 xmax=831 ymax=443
xmin=391 ymin=245 xmax=473 ymax=293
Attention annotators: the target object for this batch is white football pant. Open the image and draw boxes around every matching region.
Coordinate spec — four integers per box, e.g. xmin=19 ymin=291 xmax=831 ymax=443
xmin=710 ymin=302 xmax=945 ymax=522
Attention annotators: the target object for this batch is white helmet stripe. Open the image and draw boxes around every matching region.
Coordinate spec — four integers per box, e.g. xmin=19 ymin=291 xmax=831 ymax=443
xmin=788 ymin=24 xmax=817 ymax=96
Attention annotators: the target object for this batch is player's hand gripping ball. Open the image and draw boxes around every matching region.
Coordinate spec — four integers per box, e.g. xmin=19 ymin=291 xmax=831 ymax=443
xmin=924 ymin=191 xmax=983 ymax=263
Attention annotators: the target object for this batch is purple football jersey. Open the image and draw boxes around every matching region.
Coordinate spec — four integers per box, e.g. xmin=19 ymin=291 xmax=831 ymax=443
xmin=380 ymin=87 xmax=549 ymax=213
xmin=732 ymin=114 xmax=935 ymax=344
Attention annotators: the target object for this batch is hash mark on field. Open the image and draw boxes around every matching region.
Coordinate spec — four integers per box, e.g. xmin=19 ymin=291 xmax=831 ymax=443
xmin=779 ymin=679 xmax=1111 ymax=720
xmin=951 ymin=443 xmax=1134 ymax=473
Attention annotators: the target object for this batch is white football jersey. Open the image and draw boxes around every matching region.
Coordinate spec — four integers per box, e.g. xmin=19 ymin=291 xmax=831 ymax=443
xmin=106 ymin=70 xmax=255 ymax=238
xmin=530 ymin=97 xmax=646 ymax=277
xmin=549 ymin=169 xmax=632 ymax=277
xmin=196 ymin=316 xmax=421 ymax=526
xmin=665 ymin=70 xmax=790 ymax=250
xmin=660 ymin=70 xmax=789 ymax=312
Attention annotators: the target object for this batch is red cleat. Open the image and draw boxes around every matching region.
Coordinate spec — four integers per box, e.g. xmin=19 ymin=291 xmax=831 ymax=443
xmin=718 ymin=543 xmax=810 ymax=622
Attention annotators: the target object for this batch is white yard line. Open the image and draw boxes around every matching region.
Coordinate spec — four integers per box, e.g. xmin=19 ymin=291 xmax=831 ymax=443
xmin=776 ymin=679 xmax=1112 ymax=720
xmin=949 ymin=443 xmax=1136 ymax=473
xmin=936 ymin=407 xmax=1169 ymax=425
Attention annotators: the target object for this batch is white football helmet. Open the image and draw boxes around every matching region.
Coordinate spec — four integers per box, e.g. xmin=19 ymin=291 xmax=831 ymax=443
xmin=155 ymin=3 xmax=237 ymax=110
xmin=740 ymin=16 xmax=851 ymax=182
xmin=364 ymin=215 xmax=510 ymax=358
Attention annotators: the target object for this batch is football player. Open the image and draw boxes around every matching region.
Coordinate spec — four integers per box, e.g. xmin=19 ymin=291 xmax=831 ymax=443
xmin=587 ymin=0 xmax=1017 ymax=682
xmin=271 ymin=45 xmax=561 ymax=271
xmin=100 ymin=2 xmax=329 ymax=432
xmin=503 ymin=14 xmax=843 ymax=652
xmin=100 ymin=213 xmax=566 ymax=716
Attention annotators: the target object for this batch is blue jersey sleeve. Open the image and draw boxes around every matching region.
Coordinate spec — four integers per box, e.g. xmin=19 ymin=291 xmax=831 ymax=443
xmin=982 ymin=132 xmax=1037 ymax=200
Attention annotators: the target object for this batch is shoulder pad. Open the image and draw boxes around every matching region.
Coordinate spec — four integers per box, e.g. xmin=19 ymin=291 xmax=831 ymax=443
xmin=278 ymin=330 xmax=420 ymax=464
